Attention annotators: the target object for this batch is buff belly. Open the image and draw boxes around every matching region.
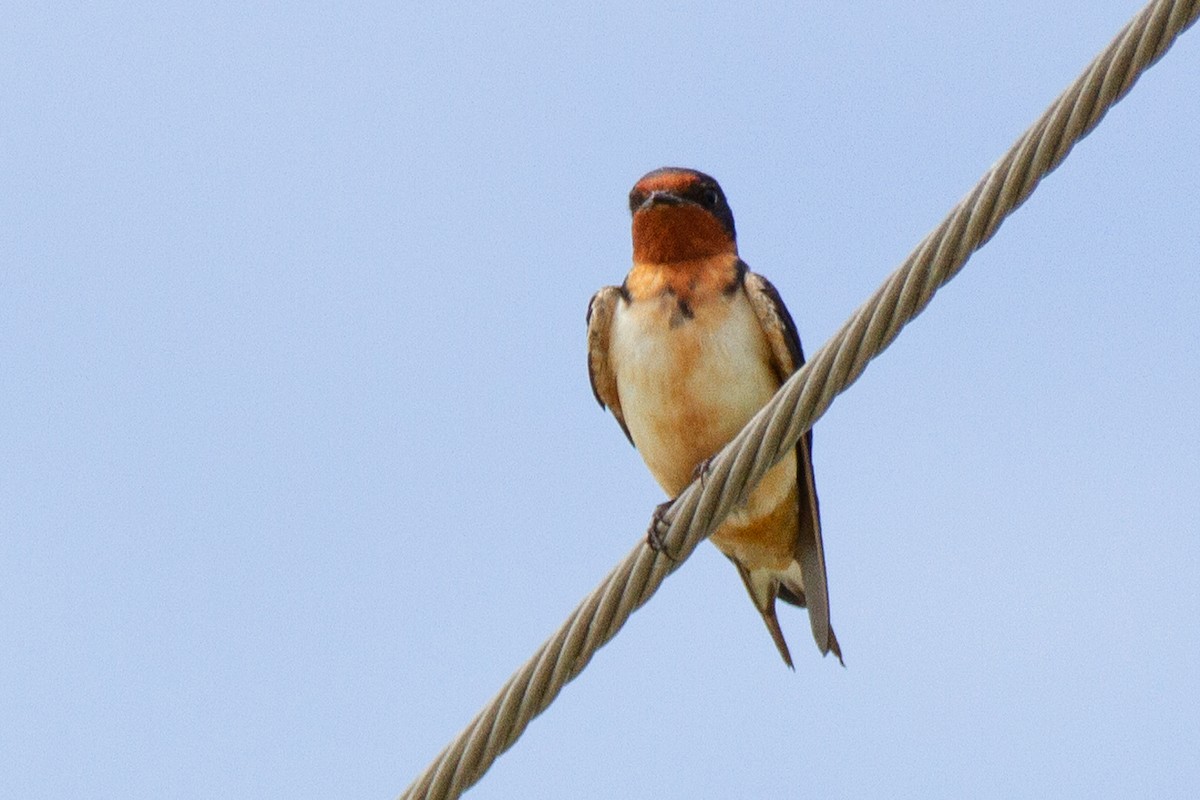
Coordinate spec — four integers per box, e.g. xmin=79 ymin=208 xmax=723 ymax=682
xmin=610 ymin=287 xmax=799 ymax=572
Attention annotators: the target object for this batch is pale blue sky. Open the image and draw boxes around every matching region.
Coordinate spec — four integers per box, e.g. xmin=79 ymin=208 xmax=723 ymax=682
xmin=3 ymin=2 xmax=1198 ymax=798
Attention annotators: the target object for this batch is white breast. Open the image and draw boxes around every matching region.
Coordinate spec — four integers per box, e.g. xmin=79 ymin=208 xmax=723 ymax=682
xmin=609 ymin=287 xmax=780 ymax=497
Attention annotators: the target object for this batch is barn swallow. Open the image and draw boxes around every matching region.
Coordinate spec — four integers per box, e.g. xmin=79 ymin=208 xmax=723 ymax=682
xmin=586 ymin=167 xmax=841 ymax=667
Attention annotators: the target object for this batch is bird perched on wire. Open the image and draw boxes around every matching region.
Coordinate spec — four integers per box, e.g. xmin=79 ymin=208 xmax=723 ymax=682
xmin=586 ymin=167 xmax=841 ymax=667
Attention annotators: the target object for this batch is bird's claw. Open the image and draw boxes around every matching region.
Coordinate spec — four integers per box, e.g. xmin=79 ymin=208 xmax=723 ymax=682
xmin=645 ymin=500 xmax=679 ymax=561
xmin=690 ymin=456 xmax=714 ymax=487
xmin=645 ymin=458 xmax=712 ymax=560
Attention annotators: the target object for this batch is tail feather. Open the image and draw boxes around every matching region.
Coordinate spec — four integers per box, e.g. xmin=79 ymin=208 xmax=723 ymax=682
xmin=730 ymin=558 xmax=843 ymax=667
xmin=826 ymin=626 xmax=844 ymax=666
xmin=779 ymin=567 xmax=844 ymax=666
xmin=758 ymin=600 xmax=794 ymax=669
xmin=731 ymin=560 xmax=796 ymax=668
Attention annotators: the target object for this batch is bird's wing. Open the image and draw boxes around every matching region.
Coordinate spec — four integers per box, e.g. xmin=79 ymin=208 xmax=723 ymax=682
xmin=744 ymin=268 xmax=841 ymax=662
xmin=586 ymin=285 xmax=633 ymax=446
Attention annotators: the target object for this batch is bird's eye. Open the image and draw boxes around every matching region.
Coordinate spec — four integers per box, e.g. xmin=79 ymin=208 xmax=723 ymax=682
xmin=699 ymin=187 xmax=720 ymax=208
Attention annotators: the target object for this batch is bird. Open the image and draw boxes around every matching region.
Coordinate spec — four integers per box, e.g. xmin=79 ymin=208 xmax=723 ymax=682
xmin=586 ymin=167 xmax=841 ymax=667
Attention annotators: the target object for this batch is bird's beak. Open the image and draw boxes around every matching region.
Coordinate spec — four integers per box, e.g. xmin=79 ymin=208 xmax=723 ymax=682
xmin=640 ymin=190 xmax=683 ymax=211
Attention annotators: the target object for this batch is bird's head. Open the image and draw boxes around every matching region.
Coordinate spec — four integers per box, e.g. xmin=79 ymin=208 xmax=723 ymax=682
xmin=628 ymin=167 xmax=737 ymax=264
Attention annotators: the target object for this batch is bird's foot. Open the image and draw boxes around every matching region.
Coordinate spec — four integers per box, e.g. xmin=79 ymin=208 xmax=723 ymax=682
xmin=690 ymin=456 xmax=714 ymax=488
xmin=645 ymin=500 xmax=679 ymax=561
